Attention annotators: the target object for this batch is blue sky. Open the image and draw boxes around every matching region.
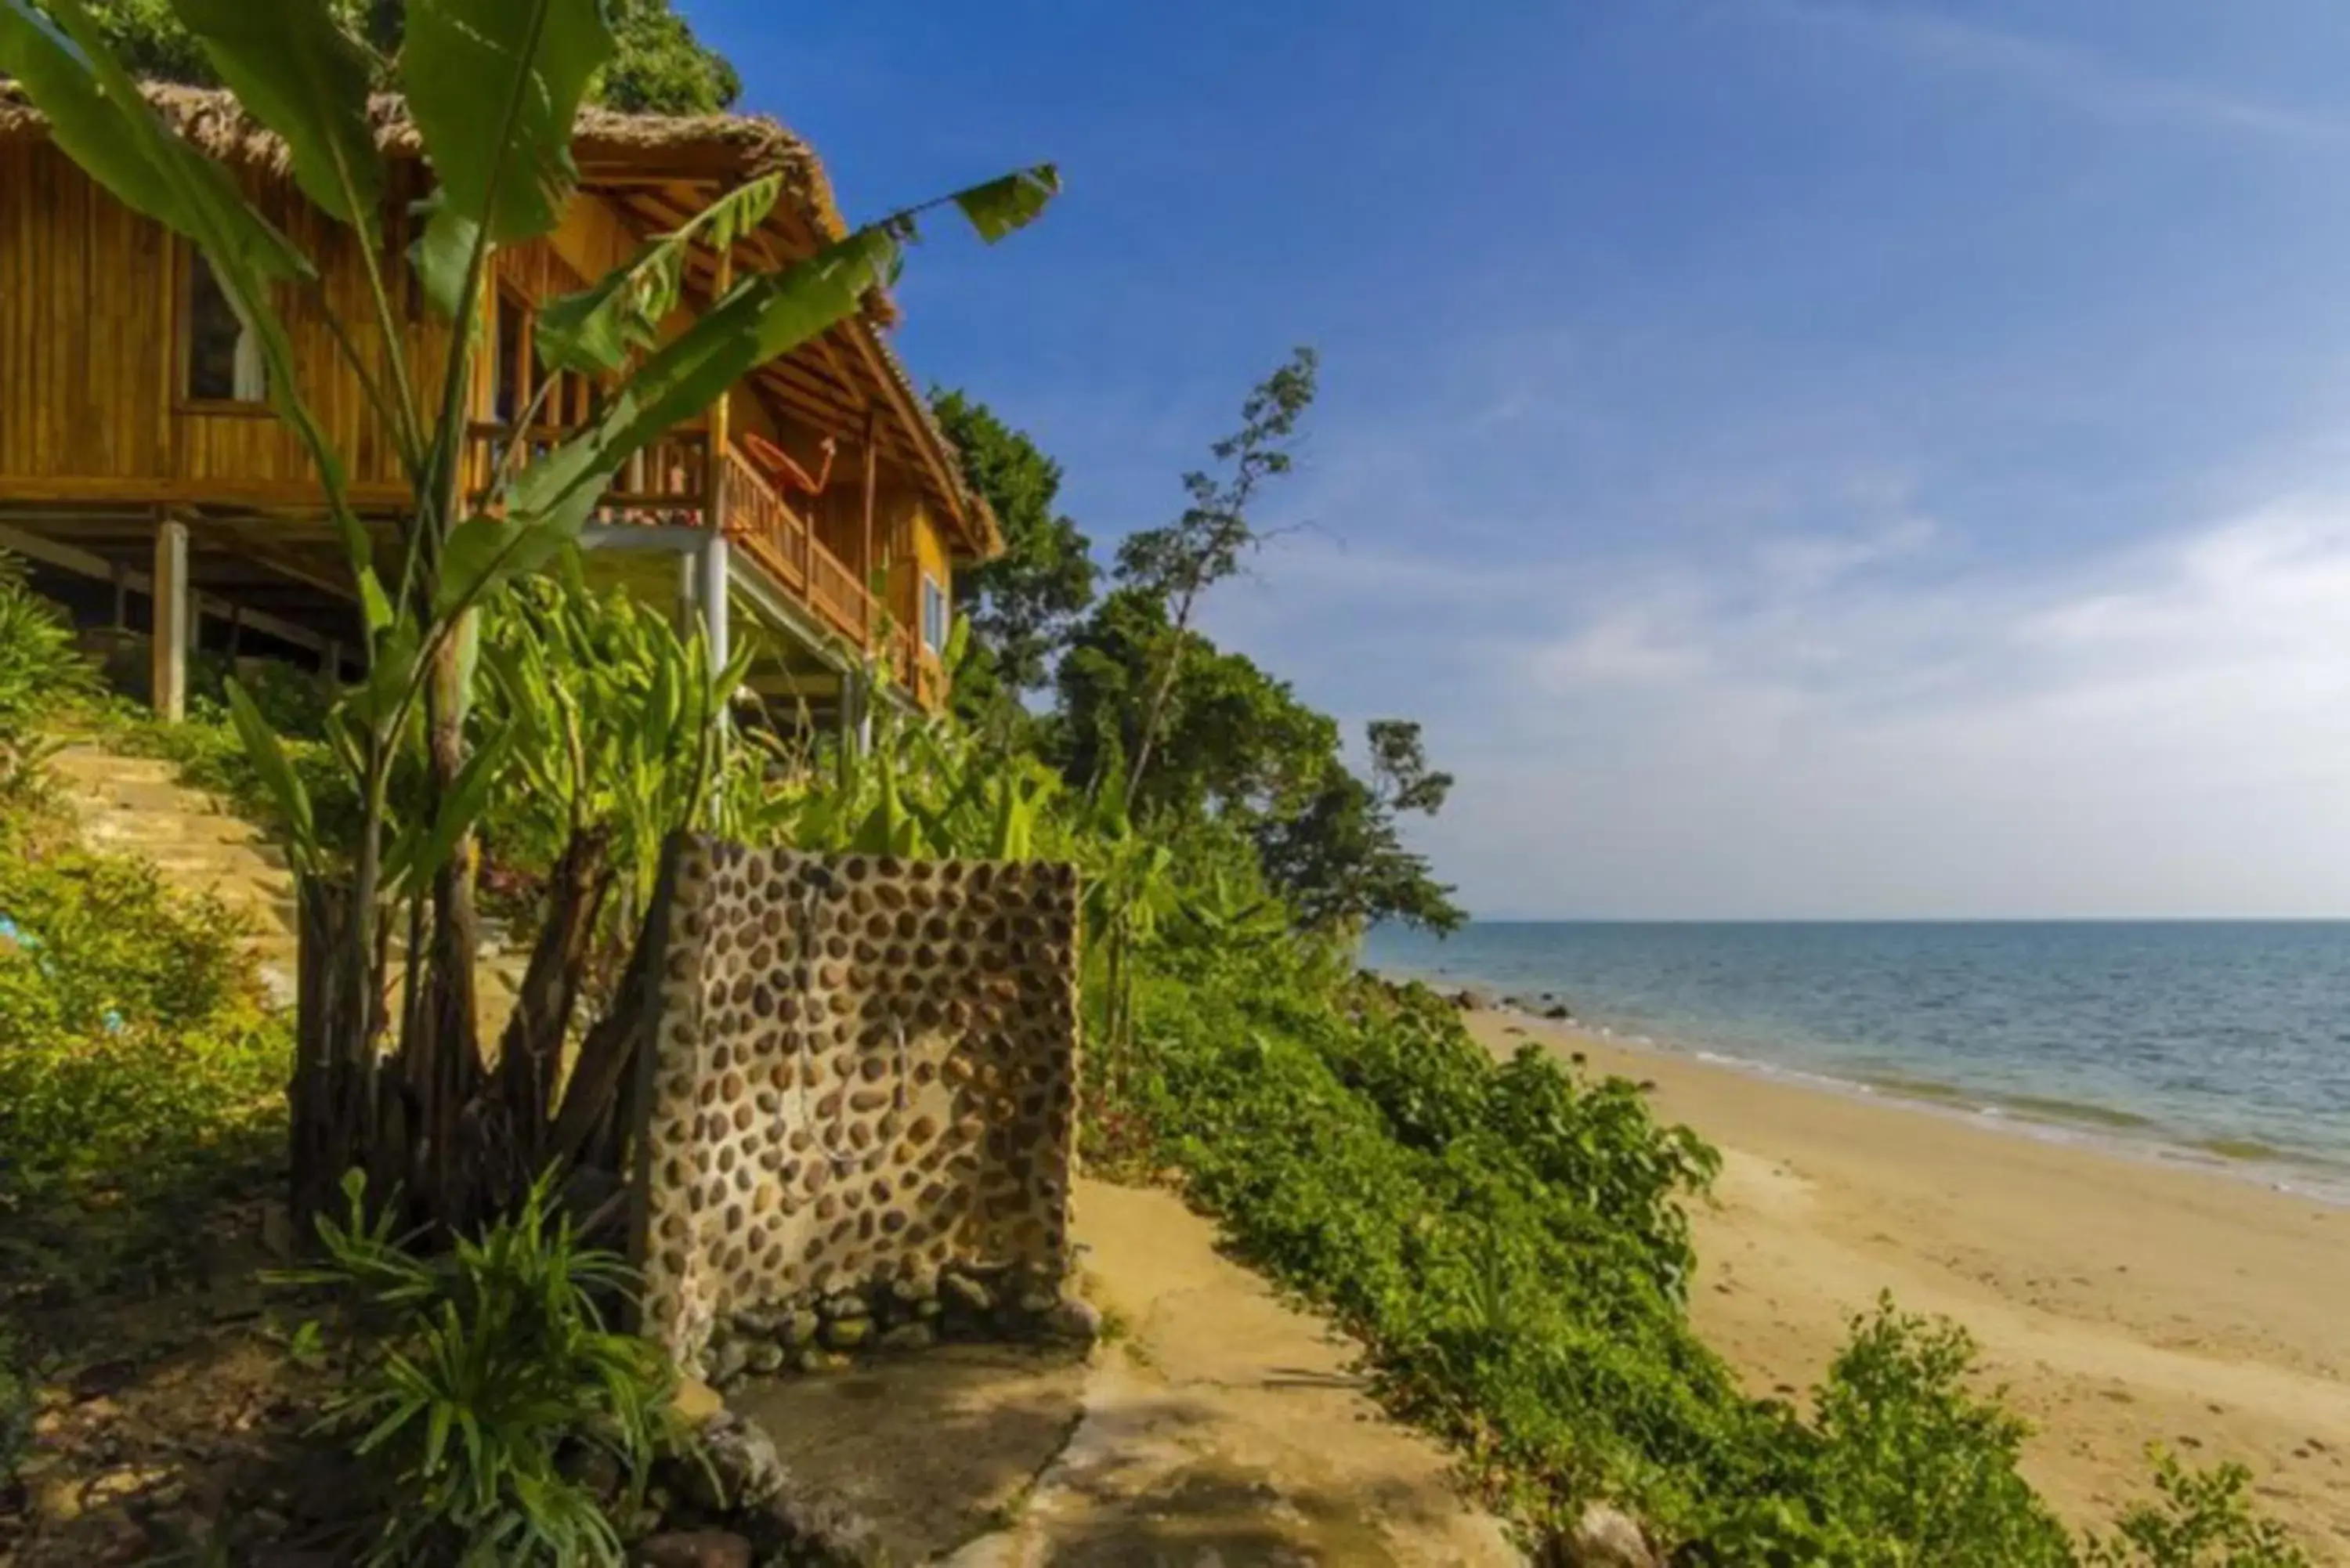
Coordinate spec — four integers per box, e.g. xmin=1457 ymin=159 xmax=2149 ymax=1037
xmin=695 ymin=1 xmax=2350 ymax=919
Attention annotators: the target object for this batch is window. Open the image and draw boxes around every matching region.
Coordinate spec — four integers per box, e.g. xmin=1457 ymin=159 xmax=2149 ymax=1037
xmin=184 ymin=251 xmax=266 ymax=403
xmin=920 ymin=574 xmax=949 ymax=655
xmin=492 ymin=290 xmax=531 ymax=425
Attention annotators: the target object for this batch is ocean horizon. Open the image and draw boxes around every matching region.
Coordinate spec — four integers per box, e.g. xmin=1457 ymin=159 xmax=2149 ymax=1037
xmin=1364 ymin=919 xmax=2350 ymax=1198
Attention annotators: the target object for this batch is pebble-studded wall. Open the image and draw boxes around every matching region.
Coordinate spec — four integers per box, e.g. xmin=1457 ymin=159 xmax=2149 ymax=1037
xmin=628 ymin=835 xmax=1081 ymax=1373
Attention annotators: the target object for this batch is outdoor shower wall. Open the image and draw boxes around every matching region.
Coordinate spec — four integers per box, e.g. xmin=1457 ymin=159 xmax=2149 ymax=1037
xmin=631 ymin=836 xmax=1081 ymax=1371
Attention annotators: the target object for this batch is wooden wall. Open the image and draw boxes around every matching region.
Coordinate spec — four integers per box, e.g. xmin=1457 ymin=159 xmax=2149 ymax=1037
xmin=0 ymin=143 xmax=455 ymax=503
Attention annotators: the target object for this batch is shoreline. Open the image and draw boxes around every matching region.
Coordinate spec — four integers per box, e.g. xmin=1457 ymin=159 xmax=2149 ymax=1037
xmin=1459 ymin=1006 xmax=2350 ymax=1549
xmin=1417 ymin=978 xmax=2350 ymax=1209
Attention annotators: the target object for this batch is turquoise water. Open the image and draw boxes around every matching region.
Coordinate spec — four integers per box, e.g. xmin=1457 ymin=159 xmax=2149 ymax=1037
xmin=1363 ymin=922 xmax=2350 ymax=1192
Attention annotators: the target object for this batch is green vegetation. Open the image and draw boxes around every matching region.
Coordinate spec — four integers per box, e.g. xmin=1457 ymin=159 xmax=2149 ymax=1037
xmin=1116 ymin=933 xmax=2306 ymax=1564
xmin=0 ymin=552 xmax=96 ymax=802
xmin=79 ymin=0 xmax=742 ymax=114
xmin=280 ymin=1171 xmax=685 ymax=1566
xmin=0 ymin=562 xmax=287 ymax=1298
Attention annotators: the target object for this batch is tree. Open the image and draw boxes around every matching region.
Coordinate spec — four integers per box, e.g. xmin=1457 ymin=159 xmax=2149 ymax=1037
xmin=1255 ymin=720 xmax=1464 ymax=934
xmin=927 ymin=388 xmax=1097 ymax=747
xmin=0 ymin=0 xmax=1055 ymax=1233
xmin=1052 ymin=587 xmax=1336 ymax=828
xmin=1113 ymin=347 xmax=1318 ymax=811
xmin=78 ymin=0 xmax=742 ymax=114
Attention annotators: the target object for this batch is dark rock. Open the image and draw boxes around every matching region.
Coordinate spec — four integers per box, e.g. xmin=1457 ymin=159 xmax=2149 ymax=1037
xmin=748 ymin=1483 xmax=889 ymax=1568
xmin=634 ymin=1532 xmax=752 ymax=1568
xmin=707 ymin=1336 xmax=753 ymax=1388
xmin=939 ymin=1272 xmax=992 ymax=1315
xmin=689 ymin=1414 xmax=787 ymax=1512
xmin=821 ymin=1316 xmax=870 ymax=1352
xmin=70 ymin=1359 xmax=140 ymax=1400
xmin=635 ymin=1529 xmax=754 ymax=1568
xmin=745 ymin=1341 xmax=786 ymax=1375
xmin=783 ymin=1310 xmax=822 ymax=1347
xmin=876 ymin=1322 xmax=933 ymax=1353
xmin=1543 ymin=1004 xmax=1574 ymax=1021
xmin=1452 ymin=988 xmax=1492 ymax=1012
xmin=818 ymin=1292 xmax=866 ymax=1322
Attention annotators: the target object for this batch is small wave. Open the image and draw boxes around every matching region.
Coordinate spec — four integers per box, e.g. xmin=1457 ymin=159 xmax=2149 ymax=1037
xmin=2190 ymin=1135 xmax=2303 ymax=1164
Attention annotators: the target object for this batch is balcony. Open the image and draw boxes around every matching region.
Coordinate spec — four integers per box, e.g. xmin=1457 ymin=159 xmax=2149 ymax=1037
xmin=465 ymin=424 xmax=940 ymax=704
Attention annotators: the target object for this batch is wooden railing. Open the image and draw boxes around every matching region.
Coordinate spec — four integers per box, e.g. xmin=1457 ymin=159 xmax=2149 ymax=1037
xmin=806 ymin=536 xmax=873 ymax=646
xmin=714 ymin=447 xmax=879 ymax=652
xmin=461 ymin=424 xmax=940 ymax=707
xmin=465 ymin=423 xmax=710 ymax=524
xmin=717 ymin=447 xmax=808 ymax=590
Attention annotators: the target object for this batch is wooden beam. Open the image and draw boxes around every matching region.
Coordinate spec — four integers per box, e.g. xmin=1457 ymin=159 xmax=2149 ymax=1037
xmin=707 ymin=243 xmax=735 ymax=533
xmin=861 ymin=404 xmax=879 ymax=592
xmin=844 ymin=322 xmax=964 ymax=529
xmin=0 ymin=522 xmax=332 ymax=657
xmin=154 ymin=515 xmax=189 ymax=724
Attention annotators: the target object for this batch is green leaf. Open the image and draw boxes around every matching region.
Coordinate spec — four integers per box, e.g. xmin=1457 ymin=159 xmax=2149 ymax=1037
xmin=535 ymin=173 xmax=783 ymax=378
xmin=405 ymin=190 xmax=480 ymax=322
xmin=393 ymin=729 xmax=511 ymax=894
xmin=169 ymin=0 xmax=384 ymax=244
xmin=952 ymin=164 xmax=1061 ymax=244
xmin=434 ymin=514 xmax=580 ymax=620
xmin=224 ymin=676 xmax=317 ymax=866
xmin=400 ymin=0 xmax=614 ymax=243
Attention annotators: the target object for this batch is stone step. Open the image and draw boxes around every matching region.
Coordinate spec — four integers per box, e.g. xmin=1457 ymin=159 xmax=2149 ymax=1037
xmin=48 ymin=750 xmax=179 ymax=789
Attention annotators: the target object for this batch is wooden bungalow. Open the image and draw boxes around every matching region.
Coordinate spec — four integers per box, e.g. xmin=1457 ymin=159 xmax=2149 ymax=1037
xmin=0 ymin=85 xmax=996 ymax=722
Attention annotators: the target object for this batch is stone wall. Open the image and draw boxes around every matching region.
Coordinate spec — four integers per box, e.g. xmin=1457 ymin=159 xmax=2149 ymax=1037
xmin=629 ymin=836 xmax=1081 ymax=1375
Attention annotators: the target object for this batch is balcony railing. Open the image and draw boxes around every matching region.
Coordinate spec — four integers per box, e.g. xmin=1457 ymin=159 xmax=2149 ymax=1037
xmin=465 ymin=423 xmax=909 ymax=692
xmin=465 ymin=423 xmax=711 ymax=525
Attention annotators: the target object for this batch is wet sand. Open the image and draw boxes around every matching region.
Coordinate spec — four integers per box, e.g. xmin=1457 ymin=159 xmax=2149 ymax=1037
xmin=1465 ymin=1009 xmax=2350 ymax=1555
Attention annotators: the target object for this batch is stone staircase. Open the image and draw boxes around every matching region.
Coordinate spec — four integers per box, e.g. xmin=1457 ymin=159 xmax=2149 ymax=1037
xmin=45 ymin=742 xmax=526 ymax=1028
xmin=48 ymin=742 xmax=303 ymax=1003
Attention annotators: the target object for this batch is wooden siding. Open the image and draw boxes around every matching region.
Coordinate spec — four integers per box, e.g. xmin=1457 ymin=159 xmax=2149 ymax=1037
xmin=1 ymin=145 xmax=452 ymax=501
xmin=0 ymin=139 xmax=964 ymax=710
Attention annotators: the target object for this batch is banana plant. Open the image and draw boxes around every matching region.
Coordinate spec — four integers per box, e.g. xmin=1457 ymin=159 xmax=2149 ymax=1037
xmin=0 ymin=0 xmax=1057 ymax=1230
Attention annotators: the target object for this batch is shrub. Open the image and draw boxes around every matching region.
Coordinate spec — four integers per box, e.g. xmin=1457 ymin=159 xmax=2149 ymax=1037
xmin=2081 ymin=1453 xmax=2314 ymax=1568
xmin=0 ymin=552 xmax=97 ymax=799
xmin=0 ymin=790 xmax=287 ymax=1292
xmin=282 ymin=1171 xmax=685 ymax=1567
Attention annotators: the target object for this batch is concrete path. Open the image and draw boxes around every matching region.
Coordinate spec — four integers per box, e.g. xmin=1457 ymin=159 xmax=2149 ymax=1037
xmin=942 ymin=1178 xmax=1524 ymax=1566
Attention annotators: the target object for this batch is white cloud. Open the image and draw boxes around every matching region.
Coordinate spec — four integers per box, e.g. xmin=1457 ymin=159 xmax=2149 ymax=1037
xmin=1401 ymin=495 xmax=2350 ymax=918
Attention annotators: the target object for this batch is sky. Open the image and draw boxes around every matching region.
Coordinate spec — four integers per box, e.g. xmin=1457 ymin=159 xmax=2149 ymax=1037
xmin=693 ymin=1 xmax=2350 ymax=919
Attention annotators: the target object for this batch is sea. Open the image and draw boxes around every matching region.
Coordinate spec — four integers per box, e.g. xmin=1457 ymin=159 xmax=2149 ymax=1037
xmin=1362 ymin=921 xmax=2350 ymax=1201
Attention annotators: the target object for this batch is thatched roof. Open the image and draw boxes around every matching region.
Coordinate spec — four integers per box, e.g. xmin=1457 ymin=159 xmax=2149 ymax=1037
xmin=0 ymin=82 xmax=862 ymax=297
xmin=0 ymin=81 xmax=1000 ymax=555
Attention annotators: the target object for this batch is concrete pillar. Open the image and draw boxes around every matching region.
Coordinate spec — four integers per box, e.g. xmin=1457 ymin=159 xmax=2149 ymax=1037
xmin=674 ymin=549 xmax=698 ymax=634
xmin=698 ymin=530 xmax=730 ymax=672
xmin=152 ymin=518 xmax=189 ymax=723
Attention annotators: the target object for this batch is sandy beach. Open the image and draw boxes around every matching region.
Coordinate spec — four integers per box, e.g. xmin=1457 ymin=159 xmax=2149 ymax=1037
xmin=1462 ymin=1008 xmax=2350 ymax=1555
